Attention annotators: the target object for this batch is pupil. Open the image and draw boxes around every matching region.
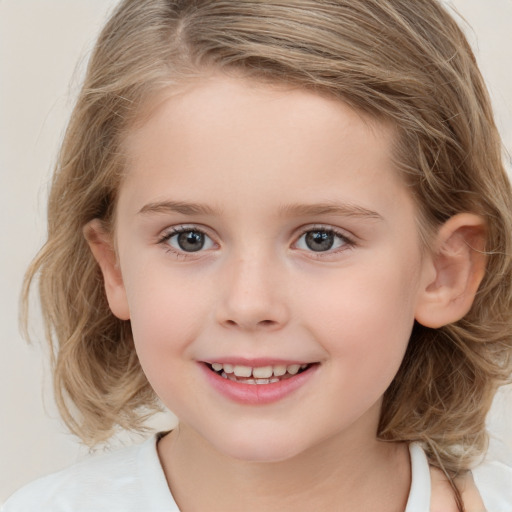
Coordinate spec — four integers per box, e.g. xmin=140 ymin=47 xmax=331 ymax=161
xmin=305 ymin=231 xmax=334 ymax=252
xmin=178 ymin=231 xmax=204 ymax=252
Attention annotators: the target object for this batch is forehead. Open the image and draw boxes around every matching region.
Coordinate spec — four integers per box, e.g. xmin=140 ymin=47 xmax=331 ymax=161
xmin=125 ymin=73 xmax=396 ymax=160
xmin=119 ymin=75 xmax=413 ymax=223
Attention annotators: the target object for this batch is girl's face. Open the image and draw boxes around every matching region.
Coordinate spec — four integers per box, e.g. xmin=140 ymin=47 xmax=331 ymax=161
xmin=111 ymin=76 xmax=433 ymax=462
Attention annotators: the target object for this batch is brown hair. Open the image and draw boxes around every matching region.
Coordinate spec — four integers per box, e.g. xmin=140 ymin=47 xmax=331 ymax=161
xmin=23 ymin=0 xmax=512 ymax=497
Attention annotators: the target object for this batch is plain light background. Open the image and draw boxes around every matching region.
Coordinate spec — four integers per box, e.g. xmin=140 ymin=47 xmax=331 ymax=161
xmin=1 ymin=0 xmax=511 ymax=504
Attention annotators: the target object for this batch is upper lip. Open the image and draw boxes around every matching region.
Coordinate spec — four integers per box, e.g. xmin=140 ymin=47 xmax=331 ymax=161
xmin=202 ymin=357 xmax=315 ymax=367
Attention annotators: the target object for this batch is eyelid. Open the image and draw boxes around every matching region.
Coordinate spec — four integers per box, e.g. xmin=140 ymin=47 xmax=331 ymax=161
xmin=155 ymin=223 xmax=357 ymax=260
xmin=292 ymin=224 xmax=357 ymax=255
xmin=158 ymin=223 xmax=215 ymax=240
xmin=295 ymin=223 xmax=356 ymax=241
xmin=157 ymin=224 xmax=218 ymax=257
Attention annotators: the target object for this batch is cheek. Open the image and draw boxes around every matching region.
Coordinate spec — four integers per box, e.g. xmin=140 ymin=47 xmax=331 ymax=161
xmin=125 ymin=281 xmax=213 ymax=414
xmin=121 ymin=264 xmax=210 ymax=374
xmin=303 ymin=257 xmax=419 ymax=379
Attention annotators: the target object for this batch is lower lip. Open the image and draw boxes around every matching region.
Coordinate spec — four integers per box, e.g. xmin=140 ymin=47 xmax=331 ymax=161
xmin=200 ymin=363 xmax=318 ymax=405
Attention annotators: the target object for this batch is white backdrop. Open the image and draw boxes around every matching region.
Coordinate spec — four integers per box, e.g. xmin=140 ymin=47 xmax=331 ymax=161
xmin=1 ymin=0 xmax=511 ymax=504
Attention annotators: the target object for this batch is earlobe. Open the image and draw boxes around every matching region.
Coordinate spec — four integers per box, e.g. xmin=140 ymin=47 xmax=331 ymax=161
xmin=415 ymin=214 xmax=487 ymax=329
xmin=83 ymin=219 xmax=130 ymax=321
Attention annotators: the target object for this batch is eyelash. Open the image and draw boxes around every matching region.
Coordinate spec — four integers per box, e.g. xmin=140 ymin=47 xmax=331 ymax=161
xmin=294 ymin=226 xmax=356 ymax=258
xmin=157 ymin=226 xmax=214 ymax=259
xmin=157 ymin=225 xmax=356 ymax=259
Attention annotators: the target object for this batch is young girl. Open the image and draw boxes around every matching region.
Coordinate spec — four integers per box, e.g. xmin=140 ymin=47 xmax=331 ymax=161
xmin=3 ymin=0 xmax=512 ymax=510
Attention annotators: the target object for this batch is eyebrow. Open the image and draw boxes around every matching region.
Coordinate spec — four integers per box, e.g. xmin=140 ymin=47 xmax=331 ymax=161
xmin=138 ymin=199 xmax=383 ymax=221
xmin=279 ymin=202 xmax=384 ymax=221
xmin=138 ymin=200 xmax=219 ymax=216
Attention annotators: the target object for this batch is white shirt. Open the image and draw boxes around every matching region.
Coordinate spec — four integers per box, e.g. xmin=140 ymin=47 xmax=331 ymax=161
xmin=2 ymin=436 xmax=511 ymax=511
xmin=406 ymin=443 xmax=512 ymax=511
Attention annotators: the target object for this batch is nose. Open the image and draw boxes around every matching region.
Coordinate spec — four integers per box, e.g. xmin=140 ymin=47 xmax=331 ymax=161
xmin=215 ymin=252 xmax=290 ymax=331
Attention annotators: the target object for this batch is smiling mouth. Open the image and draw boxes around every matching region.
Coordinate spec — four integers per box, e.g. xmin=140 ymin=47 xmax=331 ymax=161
xmin=205 ymin=362 xmax=315 ymax=385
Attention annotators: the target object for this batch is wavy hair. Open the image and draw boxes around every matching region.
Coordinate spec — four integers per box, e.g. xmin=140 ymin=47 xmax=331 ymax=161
xmin=23 ymin=0 xmax=512 ymax=499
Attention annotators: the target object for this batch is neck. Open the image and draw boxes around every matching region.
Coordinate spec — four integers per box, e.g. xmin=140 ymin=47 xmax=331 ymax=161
xmin=157 ymin=422 xmax=411 ymax=512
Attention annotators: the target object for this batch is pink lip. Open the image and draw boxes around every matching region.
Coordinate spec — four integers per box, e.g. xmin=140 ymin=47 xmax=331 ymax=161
xmin=203 ymin=357 xmax=309 ymax=366
xmin=199 ymin=362 xmax=318 ymax=405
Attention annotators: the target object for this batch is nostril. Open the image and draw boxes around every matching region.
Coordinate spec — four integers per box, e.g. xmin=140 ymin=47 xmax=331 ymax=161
xmin=223 ymin=319 xmax=276 ymax=328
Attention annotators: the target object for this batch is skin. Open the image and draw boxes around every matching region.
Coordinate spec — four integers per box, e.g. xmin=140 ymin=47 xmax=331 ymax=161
xmin=87 ymin=75 xmax=487 ymax=511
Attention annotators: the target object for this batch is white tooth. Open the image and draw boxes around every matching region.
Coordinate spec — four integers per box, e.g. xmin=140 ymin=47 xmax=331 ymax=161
xmin=246 ymin=379 xmax=256 ymax=385
xmin=300 ymin=364 xmax=308 ymax=370
xmin=223 ymin=364 xmax=234 ymax=374
xmin=253 ymin=366 xmax=273 ymax=378
xmin=255 ymin=379 xmax=270 ymax=385
xmin=269 ymin=378 xmax=279 ymax=383
xmin=212 ymin=363 xmax=223 ymax=372
xmin=273 ymin=365 xmax=287 ymax=377
xmin=287 ymin=364 xmax=301 ymax=375
xmin=221 ymin=371 xmax=228 ymax=379
xmin=233 ymin=365 xmax=252 ymax=377
xmin=227 ymin=374 xmax=237 ymax=382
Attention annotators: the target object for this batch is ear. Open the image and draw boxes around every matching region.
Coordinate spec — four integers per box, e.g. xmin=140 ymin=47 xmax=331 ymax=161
xmin=83 ymin=219 xmax=130 ymax=320
xmin=415 ymin=213 xmax=486 ymax=328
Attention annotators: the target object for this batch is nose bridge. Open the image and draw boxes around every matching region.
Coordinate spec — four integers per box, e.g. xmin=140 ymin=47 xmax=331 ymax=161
xmin=217 ymin=244 xmax=289 ymax=330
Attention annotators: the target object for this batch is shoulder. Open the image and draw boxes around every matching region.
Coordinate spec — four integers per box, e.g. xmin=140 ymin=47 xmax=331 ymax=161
xmin=430 ymin=464 xmax=509 ymax=512
xmin=1 ymin=442 xmax=142 ymax=512
xmin=472 ymin=458 xmax=512 ymax=512
xmin=430 ymin=458 xmax=512 ymax=512
xmin=1 ymin=435 xmax=178 ymax=512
